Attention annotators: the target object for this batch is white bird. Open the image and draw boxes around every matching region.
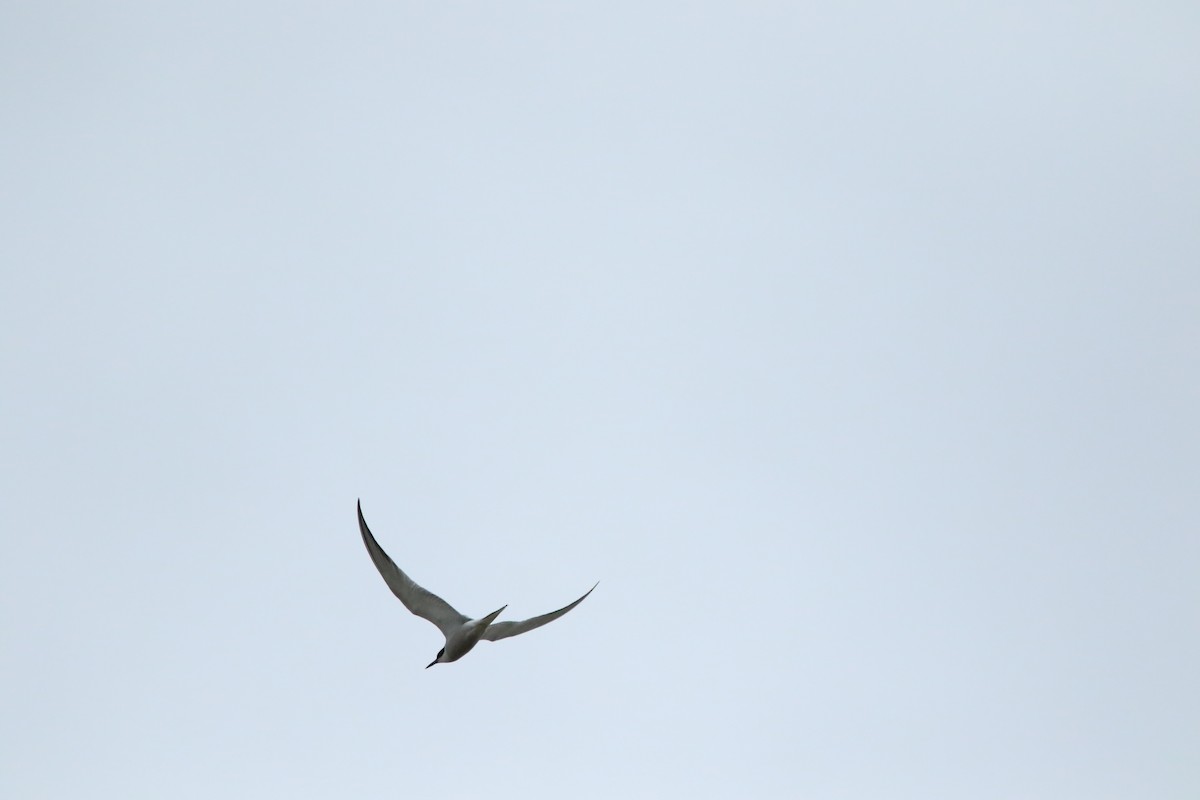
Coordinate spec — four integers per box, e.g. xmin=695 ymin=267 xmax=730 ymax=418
xmin=357 ymin=500 xmax=597 ymax=668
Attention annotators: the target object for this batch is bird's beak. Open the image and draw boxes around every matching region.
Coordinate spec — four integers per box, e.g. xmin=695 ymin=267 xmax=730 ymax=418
xmin=426 ymin=659 xmax=437 ymax=669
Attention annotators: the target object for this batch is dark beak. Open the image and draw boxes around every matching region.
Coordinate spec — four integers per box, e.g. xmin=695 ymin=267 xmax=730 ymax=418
xmin=426 ymin=659 xmax=437 ymax=669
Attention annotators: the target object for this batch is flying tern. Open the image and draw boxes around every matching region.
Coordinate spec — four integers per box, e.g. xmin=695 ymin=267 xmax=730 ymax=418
xmin=357 ymin=500 xmax=597 ymax=668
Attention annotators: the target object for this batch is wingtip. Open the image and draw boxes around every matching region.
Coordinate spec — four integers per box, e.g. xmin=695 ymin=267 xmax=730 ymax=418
xmin=356 ymin=500 xmax=372 ymax=539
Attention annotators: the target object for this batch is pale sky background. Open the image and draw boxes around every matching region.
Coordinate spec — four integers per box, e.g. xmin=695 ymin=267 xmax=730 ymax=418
xmin=2 ymin=2 xmax=1198 ymax=798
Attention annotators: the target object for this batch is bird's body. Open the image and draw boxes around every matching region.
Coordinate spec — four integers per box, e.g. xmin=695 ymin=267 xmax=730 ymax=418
xmin=356 ymin=500 xmax=596 ymax=668
xmin=436 ymin=606 xmax=507 ymax=664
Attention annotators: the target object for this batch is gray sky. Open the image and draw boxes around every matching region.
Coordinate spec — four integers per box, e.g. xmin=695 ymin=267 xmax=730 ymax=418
xmin=2 ymin=2 xmax=1198 ymax=798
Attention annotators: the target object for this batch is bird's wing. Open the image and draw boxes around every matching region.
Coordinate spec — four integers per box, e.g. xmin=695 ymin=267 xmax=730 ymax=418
xmin=357 ymin=500 xmax=469 ymax=638
xmin=480 ymin=582 xmax=598 ymax=642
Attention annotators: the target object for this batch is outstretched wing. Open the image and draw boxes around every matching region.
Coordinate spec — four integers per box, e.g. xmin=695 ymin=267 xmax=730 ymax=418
xmin=481 ymin=582 xmax=598 ymax=642
xmin=357 ymin=500 xmax=469 ymax=638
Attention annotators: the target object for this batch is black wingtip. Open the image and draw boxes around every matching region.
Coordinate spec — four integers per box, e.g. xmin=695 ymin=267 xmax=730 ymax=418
xmin=356 ymin=500 xmax=372 ymax=539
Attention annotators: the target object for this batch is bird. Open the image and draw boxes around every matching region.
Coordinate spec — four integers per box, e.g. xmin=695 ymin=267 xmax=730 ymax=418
xmin=357 ymin=499 xmax=597 ymax=668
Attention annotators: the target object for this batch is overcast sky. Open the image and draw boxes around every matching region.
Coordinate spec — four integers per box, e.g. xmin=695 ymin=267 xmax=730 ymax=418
xmin=2 ymin=2 xmax=1198 ymax=798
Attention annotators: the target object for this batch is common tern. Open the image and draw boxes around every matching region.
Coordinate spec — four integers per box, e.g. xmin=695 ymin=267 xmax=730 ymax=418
xmin=357 ymin=500 xmax=597 ymax=668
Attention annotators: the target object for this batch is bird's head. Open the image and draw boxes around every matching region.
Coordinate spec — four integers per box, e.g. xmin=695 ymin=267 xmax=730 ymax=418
xmin=426 ymin=647 xmax=445 ymax=669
